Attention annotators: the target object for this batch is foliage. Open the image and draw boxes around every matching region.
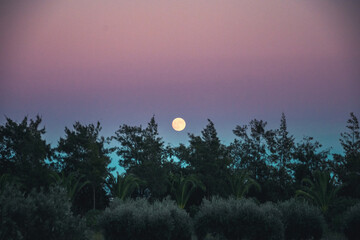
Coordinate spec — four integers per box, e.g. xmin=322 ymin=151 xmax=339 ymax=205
xmin=343 ymin=203 xmax=360 ymax=240
xmin=113 ymin=116 xmax=169 ymax=198
xmin=98 ymin=197 xmax=192 ymax=240
xmin=278 ymin=198 xmax=325 ymax=240
xmin=232 ymin=119 xmax=274 ymax=180
xmin=50 ymin=171 xmax=89 ymax=202
xmin=176 ymin=119 xmax=232 ymax=198
xmin=231 ymin=118 xmax=277 ymax=201
xmin=270 ymin=113 xmax=295 ymax=169
xmin=296 ymin=171 xmax=341 ymax=214
xmin=106 ymin=173 xmax=145 ymax=200
xmin=332 ymin=112 xmax=360 ymax=199
xmin=194 ymin=197 xmax=284 ymax=240
xmin=326 ymin=197 xmax=360 ymax=231
xmin=0 ymin=116 xmax=53 ymax=192
xmin=0 ymin=184 xmax=85 ymax=240
xmin=84 ymin=209 xmax=103 ymax=229
xmin=169 ymin=173 xmax=206 ymax=208
xmin=0 ymin=174 xmax=12 ymax=192
xmin=56 ymin=121 xmax=113 ymax=211
xmin=227 ymin=171 xmax=261 ymax=199
xmin=340 ymin=113 xmax=360 ymax=157
xmin=268 ymin=113 xmax=295 ymax=199
xmin=292 ymin=136 xmax=330 ymax=185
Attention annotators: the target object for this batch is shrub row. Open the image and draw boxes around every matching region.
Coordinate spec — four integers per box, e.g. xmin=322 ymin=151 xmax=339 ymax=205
xmin=98 ymin=197 xmax=192 ymax=240
xmin=0 ymin=184 xmax=86 ymax=240
xmin=99 ymin=197 xmax=326 ymax=240
xmin=194 ymin=197 xmax=327 ymax=240
xmin=194 ymin=197 xmax=283 ymax=240
xmin=278 ymin=199 xmax=325 ymax=240
xmin=2 ymin=185 xmax=358 ymax=240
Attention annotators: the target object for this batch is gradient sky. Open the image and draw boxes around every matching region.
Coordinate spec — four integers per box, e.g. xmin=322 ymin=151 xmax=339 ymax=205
xmin=1 ymin=0 xmax=359 ymax=163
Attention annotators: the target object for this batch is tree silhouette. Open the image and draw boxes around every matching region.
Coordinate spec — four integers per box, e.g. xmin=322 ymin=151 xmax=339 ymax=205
xmin=56 ymin=122 xmax=113 ymax=211
xmin=232 ymin=119 xmax=274 ymax=182
xmin=113 ymin=116 xmax=169 ymax=198
xmin=0 ymin=116 xmax=52 ymax=192
xmin=106 ymin=173 xmax=145 ymax=200
xmin=268 ymin=113 xmax=295 ymax=199
xmin=292 ymin=136 xmax=329 ymax=187
xmin=296 ymin=171 xmax=341 ymax=214
xmin=332 ymin=112 xmax=360 ymax=198
xmin=176 ymin=119 xmax=232 ymax=198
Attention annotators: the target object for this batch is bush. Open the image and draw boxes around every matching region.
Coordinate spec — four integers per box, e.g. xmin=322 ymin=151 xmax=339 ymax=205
xmin=194 ymin=197 xmax=284 ymax=240
xmin=85 ymin=209 xmax=103 ymax=229
xmin=0 ymin=184 xmax=86 ymax=240
xmin=278 ymin=198 xmax=325 ymax=240
xmin=343 ymin=203 xmax=360 ymax=240
xmin=327 ymin=197 xmax=360 ymax=231
xmin=98 ymin=197 xmax=192 ymax=240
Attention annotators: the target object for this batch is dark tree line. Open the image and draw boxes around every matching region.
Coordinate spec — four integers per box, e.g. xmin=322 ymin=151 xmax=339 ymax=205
xmin=0 ymin=113 xmax=359 ymax=214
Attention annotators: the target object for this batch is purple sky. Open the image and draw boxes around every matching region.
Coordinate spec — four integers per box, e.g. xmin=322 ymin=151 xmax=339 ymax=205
xmin=1 ymin=0 xmax=359 ymax=162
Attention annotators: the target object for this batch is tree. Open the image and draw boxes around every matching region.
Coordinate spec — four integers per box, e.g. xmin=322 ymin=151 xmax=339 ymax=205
xmin=113 ymin=116 xmax=169 ymax=198
xmin=227 ymin=171 xmax=261 ymax=199
xmin=106 ymin=173 xmax=145 ymax=200
xmin=292 ymin=136 xmax=329 ymax=187
xmin=0 ymin=116 xmax=53 ymax=192
xmin=56 ymin=121 xmax=113 ymax=211
xmin=49 ymin=171 xmax=89 ymax=203
xmin=169 ymin=173 xmax=205 ymax=209
xmin=296 ymin=171 xmax=342 ymax=214
xmin=332 ymin=112 xmax=360 ymax=198
xmin=176 ymin=119 xmax=232 ymax=198
xmin=231 ymin=119 xmax=274 ymax=182
xmin=270 ymin=113 xmax=295 ymax=169
xmin=340 ymin=112 xmax=360 ymax=158
xmin=268 ymin=113 xmax=295 ymax=199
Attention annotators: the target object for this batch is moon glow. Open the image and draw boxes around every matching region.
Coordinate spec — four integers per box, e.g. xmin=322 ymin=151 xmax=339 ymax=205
xmin=172 ymin=118 xmax=186 ymax=131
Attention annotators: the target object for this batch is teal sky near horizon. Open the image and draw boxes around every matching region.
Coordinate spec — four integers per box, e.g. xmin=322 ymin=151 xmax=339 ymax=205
xmin=1 ymin=0 xmax=359 ymax=165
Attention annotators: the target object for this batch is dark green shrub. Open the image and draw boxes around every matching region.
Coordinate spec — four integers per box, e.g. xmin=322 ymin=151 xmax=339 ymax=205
xmin=343 ymin=203 xmax=360 ymax=240
xmin=278 ymin=198 xmax=325 ymax=240
xmin=0 ymin=184 xmax=86 ymax=240
xmin=85 ymin=209 xmax=103 ymax=229
xmin=194 ymin=197 xmax=284 ymax=240
xmin=98 ymin=197 xmax=192 ymax=240
xmin=327 ymin=197 xmax=360 ymax=231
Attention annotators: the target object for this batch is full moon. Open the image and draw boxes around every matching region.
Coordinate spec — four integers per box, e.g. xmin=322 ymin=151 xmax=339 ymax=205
xmin=172 ymin=118 xmax=186 ymax=131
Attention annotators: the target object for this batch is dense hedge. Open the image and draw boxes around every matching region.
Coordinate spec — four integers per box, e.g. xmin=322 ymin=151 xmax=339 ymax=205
xmin=343 ymin=203 xmax=360 ymax=240
xmin=0 ymin=184 xmax=86 ymax=240
xmin=278 ymin=199 xmax=325 ymax=240
xmin=194 ymin=197 xmax=284 ymax=240
xmin=98 ymin=197 xmax=192 ymax=240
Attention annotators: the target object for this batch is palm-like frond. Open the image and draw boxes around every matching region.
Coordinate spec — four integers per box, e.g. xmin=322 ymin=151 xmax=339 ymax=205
xmin=107 ymin=173 xmax=145 ymax=200
xmin=296 ymin=171 xmax=342 ymax=213
xmin=170 ymin=173 xmax=206 ymax=209
xmin=50 ymin=171 xmax=89 ymax=202
xmin=228 ymin=171 xmax=261 ymax=199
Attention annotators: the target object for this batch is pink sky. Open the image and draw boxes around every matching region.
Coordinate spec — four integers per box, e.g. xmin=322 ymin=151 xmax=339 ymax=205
xmin=0 ymin=0 xmax=359 ymax=154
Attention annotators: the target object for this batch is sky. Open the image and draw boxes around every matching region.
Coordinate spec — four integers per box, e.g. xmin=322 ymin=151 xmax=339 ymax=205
xmin=1 ymin=0 xmax=359 ymax=167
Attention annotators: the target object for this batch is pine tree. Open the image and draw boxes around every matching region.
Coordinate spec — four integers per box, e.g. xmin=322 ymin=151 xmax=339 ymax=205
xmin=333 ymin=112 xmax=360 ymax=198
xmin=268 ymin=113 xmax=295 ymax=198
xmin=113 ymin=116 xmax=168 ymax=198
xmin=56 ymin=122 xmax=113 ymax=211
xmin=176 ymin=119 xmax=232 ymax=198
xmin=0 ymin=116 xmax=52 ymax=192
